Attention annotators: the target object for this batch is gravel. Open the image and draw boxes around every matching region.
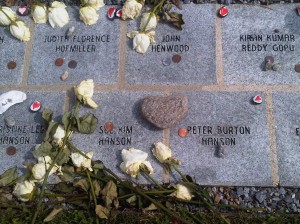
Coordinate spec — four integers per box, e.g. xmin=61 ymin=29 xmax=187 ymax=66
xmin=205 ymin=186 xmax=300 ymax=213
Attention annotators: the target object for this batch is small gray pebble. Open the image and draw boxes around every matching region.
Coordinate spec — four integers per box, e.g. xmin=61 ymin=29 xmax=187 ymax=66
xmin=5 ymin=116 xmax=15 ymax=127
xmin=264 ymin=60 xmax=273 ymax=71
xmin=162 ymin=57 xmax=171 ymax=66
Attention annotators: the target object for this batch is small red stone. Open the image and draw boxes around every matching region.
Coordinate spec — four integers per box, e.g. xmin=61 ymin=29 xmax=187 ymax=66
xmin=104 ymin=122 xmax=114 ymax=132
xmin=107 ymin=7 xmax=116 ymax=19
xmin=297 ymin=6 xmax=300 ymax=16
xmin=178 ymin=128 xmax=188 ymax=138
xmin=115 ymin=9 xmax=122 ymax=18
xmin=30 ymin=101 xmax=41 ymax=112
xmin=253 ymin=95 xmax=262 ymax=104
xmin=219 ymin=6 xmax=228 ymax=17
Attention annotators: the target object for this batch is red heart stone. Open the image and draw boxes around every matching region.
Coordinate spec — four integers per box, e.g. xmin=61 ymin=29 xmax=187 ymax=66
xmin=115 ymin=9 xmax=122 ymax=18
xmin=219 ymin=6 xmax=228 ymax=17
xmin=107 ymin=7 xmax=116 ymax=19
xmin=253 ymin=95 xmax=262 ymax=104
xmin=30 ymin=101 xmax=41 ymax=111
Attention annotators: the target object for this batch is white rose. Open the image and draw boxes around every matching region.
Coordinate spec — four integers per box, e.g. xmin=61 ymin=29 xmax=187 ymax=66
xmin=48 ymin=1 xmax=69 ymax=28
xmin=140 ymin=13 xmax=157 ymax=31
xmin=0 ymin=6 xmax=16 ymax=26
xmin=120 ymin=148 xmax=153 ymax=178
xmin=171 ymin=184 xmax=193 ymax=201
xmin=32 ymin=4 xmax=47 ymax=24
xmin=32 ymin=156 xmax=61 ymax=181
xmin=121 ymin=0 xmax=143 ymax=20
xmin=75 ymin=79 xmax=98 ymax=108
xmin=82 ymin=0 xmax=105 ymax=10
xmin=53 ymin=125 xmax=65 ymax=145
xmin=152 ymin=142 xmax=172 ymax=163
xmin=133 ymin=33 xmax=150 ymax=54
xmin=71 ymin=151 xmax=93 ymax=171
xmin=13 ymin=180 xmax=35 ymax=202
xmin=79 ymin=6 xmax=99 ymax=25
xmin=9 ymin=20 xmax=30 ymax=42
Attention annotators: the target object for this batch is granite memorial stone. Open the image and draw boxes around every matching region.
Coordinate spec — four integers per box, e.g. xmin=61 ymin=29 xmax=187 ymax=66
xmin=169 ymin=91 xmax=272 ymax=186
xmin=0 ymin=91 xmax=65 ymax=174
xmin=222 ymin=4 xmax=300 ymax=85
xmin=272 ymin=92 xmax=300 ymax=186
xmin=28 ymin=6 xmax=120 ymax=85
xmin=125 ymin=4 xmax=216 ymax=85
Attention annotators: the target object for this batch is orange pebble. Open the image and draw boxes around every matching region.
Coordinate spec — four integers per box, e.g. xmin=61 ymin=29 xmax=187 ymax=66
xmin=104 ymin=122 xmax=114 ymax=132
xmin=178 ymin=128 xmax=188 ymax=138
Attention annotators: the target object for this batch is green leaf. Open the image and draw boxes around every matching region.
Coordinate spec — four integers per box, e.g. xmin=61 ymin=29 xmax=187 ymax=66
xmin=56 ymin=146 xmax=71 ymax=166
xmin=76 ymin=113 xmax=98 ymax=134
xmin=59 ymin=165 xmax=75 ymax=182
xmin=44 ymin=121 xmax=59 ymax=142
xmin=163 ymin=12 xmax=185 ymax=30
xmin=42 ymin=109 xmax=53 ymax=123
xmin=95 ymin=205 xmax=109 ymax=219
xmin=54 ymin=182 xmax=74 ymax=194
xmin=74 ymin=179 xmax=89 ymax=192
xmin=43 ymin=207 xmax=63 ymax=222
xmin=0 ymin=167 xmax=18 ymax=187
xmin=101 ymin=180 xmax=118 ymax=208
xmin=62 ymin=112 xmax=72 ymax=131
xmin=33 ymin=142 xmax=54 ymax=159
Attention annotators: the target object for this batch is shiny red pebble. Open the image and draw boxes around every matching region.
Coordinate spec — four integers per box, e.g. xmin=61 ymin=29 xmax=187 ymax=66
xmin=219 ymin=6 xmax=228 ymax=17
xmin=115 ymin=9 xmax=122 ymax=18
xmin=30 ymin=101 xmax=41 ymax=112
xmin=178 ymin=128 xmax=188 ymax=138
xmin=107 ymin=7 xmax=116 ymax=19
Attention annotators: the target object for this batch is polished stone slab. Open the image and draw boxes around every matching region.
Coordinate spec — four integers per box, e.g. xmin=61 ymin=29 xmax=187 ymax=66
xmin=273 ymin=92 xmax=300 ymax=186
xmin=0 ymin=91 xmax=65 ymax=174
xmin=0 ymin=11 xmax=28 ymax=85
xmin=125 ymin=4 xmax=216 ymax=85
xmin=170 ymin=91 xmax=272 ymax=186
xmin=222 ymin=4 xmax=300 ymax=85
xmin=70 ymin=91 xmax=164 ymax=182
xmin=28 ymin=6 xmax=120 ymax=85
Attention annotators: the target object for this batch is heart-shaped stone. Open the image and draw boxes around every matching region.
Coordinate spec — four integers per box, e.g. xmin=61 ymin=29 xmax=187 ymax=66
xmin=17 ymin=6 xmax=30 ymax=16
xmin=141 ymin=95 xmax=188 ymax=129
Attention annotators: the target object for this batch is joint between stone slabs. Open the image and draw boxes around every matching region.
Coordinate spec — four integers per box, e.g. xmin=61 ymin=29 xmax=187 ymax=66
xmin=117 ymin=20 xmax=128 ymax=90
xmin=215 ymin=4 xmax=224 ymax=86
xmin=21 ymin=19 xmax=35 ymax=86
xmin=265 ymin=91 xmax=280 ymax=186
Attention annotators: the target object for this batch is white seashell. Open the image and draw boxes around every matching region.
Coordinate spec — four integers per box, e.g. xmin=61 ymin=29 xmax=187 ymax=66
xmin=0 ymin=91 xmax=27 ymax=115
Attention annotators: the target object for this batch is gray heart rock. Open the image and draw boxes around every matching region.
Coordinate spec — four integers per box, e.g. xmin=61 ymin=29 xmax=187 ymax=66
xmin=141 ymin=95 xmax=188 ymax=129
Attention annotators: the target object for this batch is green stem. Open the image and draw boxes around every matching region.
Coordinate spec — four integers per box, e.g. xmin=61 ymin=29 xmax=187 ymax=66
xmin=141 ymin=170 xmax=166 ymax=190
xmin=141 ymin=0 xmax=165 ymax=32
xmin=6 ymin=172 xmax=30 ymax=187
xmin=170 ymin=164 xmax=189 ymax=182
xmin=174 ymin=201 xmax=202 ymax=224
xmin=67 ymin=141 xmax=90 ymax=159
xmin=86 ymin=170 xmax=99 ymax=224
xmin=117 ymin=189 xmax=176 ymax=200
xmin=31 ymin=101 xmax=81 ymax=224
xmin=103 ymin=166 xmax=192 ymax=224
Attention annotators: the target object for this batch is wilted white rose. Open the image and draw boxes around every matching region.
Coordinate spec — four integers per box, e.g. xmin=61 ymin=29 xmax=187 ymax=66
xmin=152 ymin=142 xmax=181 ymax=164
xmin=121 ymin=0 xmax=143 ymax=20
xmin=0 ymin=6 xmax=16 ymax=26
xmin=48 ymin=1 xmax=69 ymax=28
xmin=120 ymin=148 xmax=153 ymax=178
xmin=171 ymin=184 xmax=193 ymax=201
xmin=75 ymin=79 xmax=98 ymax=108
xmin=140 ymin=12 xmax=157 ymax=31
xmin=32 ymin=4 xmax=47 ymax=24
xmin=82 ymin=0 xmax=105 ymax=10
xmin=13 ymin=180 xmax=35 ymax=202
xmin=32 ymin=156 xmax=61 ymax=181
xmin=9 ymin=20 xmax=30 ymax=42
xmin=80 ymin=6 xmax=99 ymax=25
xmin=152 ymin=142 xmax=172 ymax=163
xmin=53 ymin=125 xmax=65 ymax=145
xmin=71 ymin=151 xmax=93 ymax=171
xmin=133 ymin=33 xmax=149 ymax=54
